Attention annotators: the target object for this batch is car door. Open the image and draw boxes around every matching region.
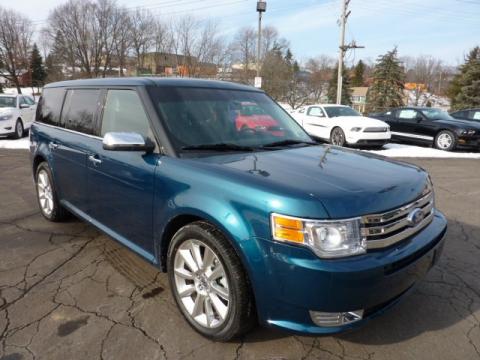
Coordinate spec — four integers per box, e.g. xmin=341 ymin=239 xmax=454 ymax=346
xmin=303 ymin=106 xmax=329 ymax=139
xmin=87 ymin=88 xmax=159 ymax=259
xmin=21 ymin=96 xmax=37 ymax=127
xmin=393 ymin=109 xmax=430 ymax=143
xmin=51 ymin=88 xmax=102 ymax=212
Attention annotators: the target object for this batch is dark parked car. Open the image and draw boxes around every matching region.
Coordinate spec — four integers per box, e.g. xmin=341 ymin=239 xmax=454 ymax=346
xmin=30 ymin=78 xmax=447 ymax=341
xmin=370 ymin=107 xmax=480 ymax=151
xmin=450 ymin=108 xmax=480 ymax=123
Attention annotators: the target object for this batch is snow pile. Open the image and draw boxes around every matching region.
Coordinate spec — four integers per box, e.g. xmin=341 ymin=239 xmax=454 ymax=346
xmin=365 ymin=143 xmax=480 ymax=159
xmin=405 ymin=90 xmax=450 ymax=110
xmin=0 ymin=138 xmax=30 ymax=149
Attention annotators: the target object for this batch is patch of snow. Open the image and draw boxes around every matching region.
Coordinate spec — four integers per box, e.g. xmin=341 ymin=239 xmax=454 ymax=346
xmin=364 ymin=143 xmax=480 ymax=159
xmin=0 ymin=137 xmax=30 ymax=149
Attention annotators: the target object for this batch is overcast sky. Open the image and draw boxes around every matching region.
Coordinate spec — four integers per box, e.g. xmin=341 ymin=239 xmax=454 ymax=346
xmin=10 ymin=0 xmax=480 ymax=66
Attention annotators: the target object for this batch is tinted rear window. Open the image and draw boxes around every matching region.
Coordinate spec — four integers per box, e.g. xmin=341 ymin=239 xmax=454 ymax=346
xmin=37 ymin=88 xmax=65 ymax=125
xmin=61 ymin=89 xmax=100 ymax=135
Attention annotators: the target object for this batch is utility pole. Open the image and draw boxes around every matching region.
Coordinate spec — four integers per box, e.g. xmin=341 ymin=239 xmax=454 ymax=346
xmin=255 ymin=0 xmax=266 ymax=88
xmin=336 ymin=0 xmax=348 ymax=105
xmin=336 ymin=0 xmax=364 ymax=104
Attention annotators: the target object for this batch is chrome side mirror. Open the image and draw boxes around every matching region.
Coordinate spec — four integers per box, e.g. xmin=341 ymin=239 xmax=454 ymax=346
xmin=102 ymin=132 xmax=154 ymax=152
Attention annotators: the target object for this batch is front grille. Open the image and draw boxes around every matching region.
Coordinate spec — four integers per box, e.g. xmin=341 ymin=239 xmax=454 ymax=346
xmin=363 ymin=127 xmax=389 ymax=133
xmin=361 ymin=189 xmax=434 ymax=249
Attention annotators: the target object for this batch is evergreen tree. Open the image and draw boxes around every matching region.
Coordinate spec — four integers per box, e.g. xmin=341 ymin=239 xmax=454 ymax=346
xmin=448 ymin=46 xmax=480 ymax=110
xmin=365 ymin=48 xmax=405 ymax=113
xmin=327 ymin=65 xmax=352 ymax=105
xmin=29 ymin=43 xmax=47 ymax=88
xmin=351 ymin=60 xmax=365 ymax=87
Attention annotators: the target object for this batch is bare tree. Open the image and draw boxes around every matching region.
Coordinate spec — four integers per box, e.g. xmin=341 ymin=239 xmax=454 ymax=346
xmin=170 ymin=16 xmax=224 ymax=78
xmin=0 ymin=7 xmax=33 ymax=93
xmin=129 ymin=9 xmax=156 ymax=74
xmin=113 ymin=7 xmax=132 ymax=76
xmin=403 ymin=55 xmax=444 ymax=105
xmin=305 ymin=55 xmax=335 ymax=103
xmin=230 ymin=27 xmax=257 ymax=83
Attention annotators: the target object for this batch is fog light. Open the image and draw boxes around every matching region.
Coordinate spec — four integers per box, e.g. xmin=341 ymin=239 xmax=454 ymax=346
xmin=310 ymin=310 xmax=364 ymax=327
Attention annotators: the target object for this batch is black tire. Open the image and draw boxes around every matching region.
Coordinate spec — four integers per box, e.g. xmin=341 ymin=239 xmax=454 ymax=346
xmin=167 ymin=221 xmax=256 ymax=341
xmin=12 ymin=119 xmax=24 ymax=139
xmin=330 ymin=127 xmax=346 ymax=147
xmin=35 ymin=162 xmax=68 ymax=222
xmin=434 ymin=130 xmax=456 ymax=151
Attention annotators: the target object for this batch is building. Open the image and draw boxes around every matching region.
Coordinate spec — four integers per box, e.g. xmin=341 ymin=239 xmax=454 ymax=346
xmin=141 ymin=53 xmax=217 ymax=77
xmin=351 ymin=87 xmax=368 ymax=113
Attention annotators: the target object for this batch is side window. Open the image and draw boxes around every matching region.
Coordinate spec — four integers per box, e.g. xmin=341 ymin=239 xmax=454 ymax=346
xmin=18 ymin=96 xmax=27 ymax=107
xmin=471 ymin=111 xmax=480 ymax=120
xmin=25 ymin=96 xmax=35 ymax=106
xmin=307 ymin=107 xmax=325 ymax=117
xmin=37 ymin=88 xmax=65 ymax=126
xmin=61 ymin=89 xmax=100 ymax=135
xmin=397 ymin=109 xmax=418 ymax=122
xmin=100 ymin=90 xmax=153 ymax=139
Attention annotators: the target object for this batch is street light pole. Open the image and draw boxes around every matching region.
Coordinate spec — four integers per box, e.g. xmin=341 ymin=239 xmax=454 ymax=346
xmin=256 ymin=0 xmax=266 ymax=87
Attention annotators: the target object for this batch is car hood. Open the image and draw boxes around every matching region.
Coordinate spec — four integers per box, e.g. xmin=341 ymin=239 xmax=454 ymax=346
xmin=193 ymin=145 xmax=429 ymax=218
xmin=0 ymin=108 xmax=14 ymax=115
xmin=331 ymin=116 xmax=389 ymax=128
xmin=435 ymin=118 xmax=480 ymax=130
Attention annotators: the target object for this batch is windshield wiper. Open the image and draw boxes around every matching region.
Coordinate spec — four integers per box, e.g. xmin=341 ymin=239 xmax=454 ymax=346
xmin=260 ymin=139 xmax=318 ymax=148
xmin=181 ymin=143 xmax=255 ymax=152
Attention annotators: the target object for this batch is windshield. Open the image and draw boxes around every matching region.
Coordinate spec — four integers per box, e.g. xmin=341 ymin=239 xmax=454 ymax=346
xmin=0 ymin=97 xmax=16 ymax=108
xmin=148 ymin=87 xmax=312 ymax=153
xmin=324 ymin=106 xmax=360 ymax=118
xmin=421 ymin=109 xmax=455 ymax=121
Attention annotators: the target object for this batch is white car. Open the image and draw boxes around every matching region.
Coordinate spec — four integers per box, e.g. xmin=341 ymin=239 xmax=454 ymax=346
xmin=293 ymin=104 xmax=391 ymax=148
xmin=0 ymin=94 xmax=37 ymax=139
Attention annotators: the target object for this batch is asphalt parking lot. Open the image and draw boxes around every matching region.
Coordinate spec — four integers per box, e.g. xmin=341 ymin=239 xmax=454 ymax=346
xmin=0 ymin=150 xmax=479 ymax=360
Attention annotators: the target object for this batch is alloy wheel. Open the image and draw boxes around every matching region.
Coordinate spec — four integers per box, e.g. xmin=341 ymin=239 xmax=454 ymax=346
xmin=173 ymin=239 xmax=230 ymax=329
xmin=436 ymin=133 xmax=453 ymax=150
xmin=331 ymin=128 xmax=345 ymax=146
xmin=37 ymin=170 xmax=54 ymax=216
xmin=16 ymin=121 xmax=23 ymax=138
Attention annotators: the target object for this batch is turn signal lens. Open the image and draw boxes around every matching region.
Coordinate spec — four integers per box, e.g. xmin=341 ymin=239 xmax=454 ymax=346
xmin=272 ymin=214 xmax=305 ymax=243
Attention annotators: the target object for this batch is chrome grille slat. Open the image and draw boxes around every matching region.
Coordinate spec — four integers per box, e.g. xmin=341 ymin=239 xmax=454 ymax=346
xmin=362 ymin=190 xmax=435 ymax=249
xmin=363 ymin=127 xmax=388 ymax=133
xmin=363 ymin=193 xmax=432 ymax=225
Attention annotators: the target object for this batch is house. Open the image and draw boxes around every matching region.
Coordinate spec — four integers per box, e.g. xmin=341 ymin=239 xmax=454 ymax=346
xmin=351 ymin=87 xmax=368 ymax=113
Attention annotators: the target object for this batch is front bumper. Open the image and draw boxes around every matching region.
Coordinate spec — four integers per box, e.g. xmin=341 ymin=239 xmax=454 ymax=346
xmin=346 ymin=131 xmax=391 ymax=145
xmin=0 ymin=119 xmax=15 ymax=135
xmin=457 ymin=135 xmax=480 ymax=149
xmin=254 ymin=210 xmax=447 ymax=334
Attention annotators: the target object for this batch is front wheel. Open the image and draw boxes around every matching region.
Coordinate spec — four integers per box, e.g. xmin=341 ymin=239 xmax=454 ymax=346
xmin=168 ymin=222 xmax=256 ymax=341
xmin=434 ymin=130 xmax=456 ymax=151
xmin=330 ymin=127 xmax=346 ymax=146
xmin=12 ymin=119 xmax=24 ymax=139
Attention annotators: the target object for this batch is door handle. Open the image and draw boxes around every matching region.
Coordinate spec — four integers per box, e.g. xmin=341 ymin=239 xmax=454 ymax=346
xmin=49 ymin=142 xmax=59 ymax=150
xmin=88 ymin=155 xmax=102 ymax=166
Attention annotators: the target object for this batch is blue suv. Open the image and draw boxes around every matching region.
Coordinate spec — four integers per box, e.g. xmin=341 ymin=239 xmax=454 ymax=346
xmin=30 ymin=78 xmax=447 ymax=341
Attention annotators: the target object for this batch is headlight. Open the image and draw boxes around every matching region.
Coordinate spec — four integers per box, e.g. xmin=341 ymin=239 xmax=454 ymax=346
xmin=271 ymin=214 xmax=366 ymax=258
xmin=0 ymin=114 xmax=13 ymax=121
xmin=350 ymin=127 xmax=362 ymax=132
xmin=459 ymin=129 xmax=476 ymax=136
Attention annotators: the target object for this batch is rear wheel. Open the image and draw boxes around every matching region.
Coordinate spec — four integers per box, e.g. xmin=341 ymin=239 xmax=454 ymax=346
xmin=168 ymin=221 xmax=256 ymax=341
xmin=35 ymin=162 xmax=68 ymax=222
xmin=330 ymin=127 xmax=346 ymax=146
xmin=434 ymin=130 xmax=456 ymax=151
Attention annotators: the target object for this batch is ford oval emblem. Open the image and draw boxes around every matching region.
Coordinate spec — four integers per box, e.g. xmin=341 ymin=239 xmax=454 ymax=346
xmin=407 ymin=208 xmax=425 ymax=227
